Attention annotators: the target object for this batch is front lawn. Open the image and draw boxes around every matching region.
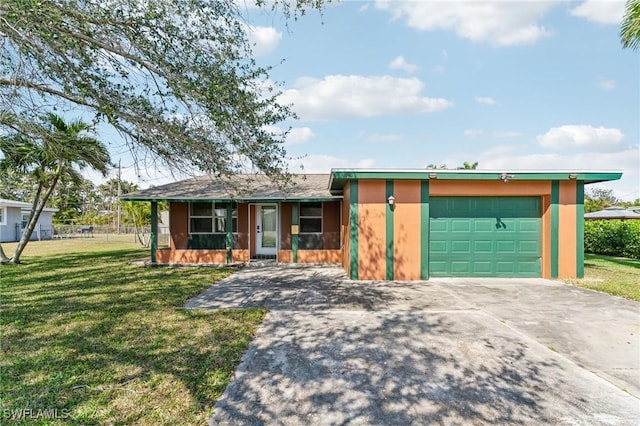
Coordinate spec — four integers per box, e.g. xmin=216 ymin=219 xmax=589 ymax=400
xmin=0 ymin=239 xmax=265 ymax=425
xmin=565 ymin=254 xmax=640 ymax=302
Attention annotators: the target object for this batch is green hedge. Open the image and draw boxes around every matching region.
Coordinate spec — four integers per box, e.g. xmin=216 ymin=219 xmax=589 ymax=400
xmin=584 ymin=220 xmax=640 ymax=259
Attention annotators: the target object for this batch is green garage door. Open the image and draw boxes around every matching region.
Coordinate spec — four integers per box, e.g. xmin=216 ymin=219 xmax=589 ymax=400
xmin=429 ymin=197 xmax=541 ymax=277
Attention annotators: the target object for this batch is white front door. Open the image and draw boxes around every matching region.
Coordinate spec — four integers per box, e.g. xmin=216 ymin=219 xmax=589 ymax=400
xmin=255 ymin=204 xmax=277 ymax=256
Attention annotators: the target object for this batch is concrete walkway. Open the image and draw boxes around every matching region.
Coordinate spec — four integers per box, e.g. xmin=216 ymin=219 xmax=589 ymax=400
xmin=185 ymin=264 xmax=640 ymax=425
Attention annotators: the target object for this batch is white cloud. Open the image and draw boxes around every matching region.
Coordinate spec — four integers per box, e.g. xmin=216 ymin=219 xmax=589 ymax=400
xmin=479 ymin=149 xmax=637 ymax=177
xmin=476 ymin=146 xmax=639 ymax=200
xmin=464 ymin=129 xmax=484 ymax=137
xmin=433 ymin=65 xmax=446 ymax=74
xmin=286 ymin=127 xmax=315 ymax=145
xmin=464 ymin=129 xmax=521 ymax=138
xmin=597 ymin=78 xmax=616 ymax=90
xmin=359 ymin=132 xmax=404 ymax=143
xmin=374 ymin=1 xmax=555 ymax=46
xmin=474 ymin=96 xmax=497 ymax=105
xmin=263 ymin=125 xmax=315 ymax=145
xmin=289 ymin=154 xmax=375 ymax=173
xmin=492 ymin=130 xmax=522 ymax=138
xmin=247 ymin=25 xmax=282 ymax=56
xmin=537 ymin=125 xmax=625 ymax=151
xmin=357 ymin=3 xmax=370 ymax=13
xmin=388 ymin=55 xmax=419 ymax=73
xmin=570 ymin=0 xmax=625 ymax=24
xmin=280 ymin=75 xmax=454 ymax=121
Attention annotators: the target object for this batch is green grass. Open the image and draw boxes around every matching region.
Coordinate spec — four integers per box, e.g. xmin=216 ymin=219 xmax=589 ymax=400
xmin=0 ymin=237 xmax=265 ymax=425
xmin=565 ymin=254 xmax=640 ymax=302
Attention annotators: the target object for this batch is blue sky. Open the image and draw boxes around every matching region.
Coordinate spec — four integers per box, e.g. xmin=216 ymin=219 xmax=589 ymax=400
xmin=104 ymin=0 xmax=639 ymax=200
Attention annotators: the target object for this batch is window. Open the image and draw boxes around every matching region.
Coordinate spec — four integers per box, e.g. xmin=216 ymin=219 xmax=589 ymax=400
xmin=189 ymin=202 xmax=237 ymax=234
xmin=21 ymin=212 xmax=30 ymax=229
xmin=188 ymin=202 xmax=238 ymax=250
xmin=299 ymin=202 xmax=323 ymax=249
xmin=0 ymin=207 xmax=5 ymax=225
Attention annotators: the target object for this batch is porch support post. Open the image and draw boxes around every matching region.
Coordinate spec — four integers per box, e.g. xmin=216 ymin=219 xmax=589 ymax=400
xmin=349 ymin=181 xmax=359 ymax=280
xmin=420 ymin=181 xmax=430 ymax=280
xmin=576 ymin=181 xmax=585 ymax=278
xmin=292 ymin=203 xmax=298 ymax=263
xmin=226 ymin=203 xmax=233 ymax=263
xmin=150 ymin=201 xmax=158 ymax=264
xmin=385 ymin=180 xmax=394 ymax=280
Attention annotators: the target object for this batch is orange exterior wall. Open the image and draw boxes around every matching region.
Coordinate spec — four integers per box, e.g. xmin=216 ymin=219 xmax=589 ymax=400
xmin=279 ymin=249 xmax=342 ymax=263
xmin=352 ymin=180 xmax=559 ymax=280
xmin=280 ymin=203 xmax=292 ymax=250
xmin=429 ymin=180 xmax=551 ymax=196
xmin=357 ymin=180 xmax=387 ymax=280
xmin=157 ymin=249 xmax=250 ymax=264
xmin=393 ymin=181 xmax=422 ymax=280
xmin=170 ymin=202 xmax=189 ymax=249
xmin=323 ymin=201 xmax=341 ymax=249
xmin=558 ymin=181 xmax=578 ymax=278
xmin=278 ymin=250 xmax=292 ymax=263
xmin=237 ymin=203 xmax=249 ymax=249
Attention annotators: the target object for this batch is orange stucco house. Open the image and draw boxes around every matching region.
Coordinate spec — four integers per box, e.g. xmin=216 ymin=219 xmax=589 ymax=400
xmin=121 ymin=169 xmax=622 ymax=280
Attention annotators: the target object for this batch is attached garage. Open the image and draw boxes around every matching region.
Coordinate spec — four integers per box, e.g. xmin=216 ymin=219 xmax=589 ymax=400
xmin=329 ymin=169 xmax=623 ymax=280
xmin=429 ymin=196 xmax=541 ymax=277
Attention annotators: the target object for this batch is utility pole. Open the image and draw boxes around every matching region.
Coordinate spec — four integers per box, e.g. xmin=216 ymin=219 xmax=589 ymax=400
xmin=117 ymin=159 xmax=122 ymax=234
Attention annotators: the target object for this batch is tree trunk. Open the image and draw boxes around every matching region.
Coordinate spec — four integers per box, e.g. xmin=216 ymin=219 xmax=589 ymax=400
xmin=0 ymin=244 xmax=9 ymax=264
xmin=11 ymin=175 xmax=59 ymax=263
xmin=130 ymin=209 xmax=148 ymax=247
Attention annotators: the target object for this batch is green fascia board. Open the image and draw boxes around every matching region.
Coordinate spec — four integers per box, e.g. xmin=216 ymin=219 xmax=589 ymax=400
xmin=329 ymin=170 xmax=623 ymax=192
xmin=119 ymin=196 xmax=342 ymax=203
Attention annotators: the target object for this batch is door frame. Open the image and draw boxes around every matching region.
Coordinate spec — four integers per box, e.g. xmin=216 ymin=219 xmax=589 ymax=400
xmin=252 ymin=203 xmax=278 ymax=257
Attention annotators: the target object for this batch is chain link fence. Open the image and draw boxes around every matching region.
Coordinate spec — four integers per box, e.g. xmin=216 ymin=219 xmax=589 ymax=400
xmin=46 ymin=224 xmax=170 ymax=247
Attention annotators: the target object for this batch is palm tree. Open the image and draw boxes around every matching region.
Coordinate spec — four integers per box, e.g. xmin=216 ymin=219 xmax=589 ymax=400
xmin=0 ymin=113 xmax=110 ymax=263
xmin=621 ymin=0 xmax=640 ymax=50
xmin=458 ymin=161 xmax=479 ymax=170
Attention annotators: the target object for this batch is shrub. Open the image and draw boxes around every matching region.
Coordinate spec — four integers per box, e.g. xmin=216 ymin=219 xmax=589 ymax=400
xmin=584 ymin=220 xmax=640 ymax=259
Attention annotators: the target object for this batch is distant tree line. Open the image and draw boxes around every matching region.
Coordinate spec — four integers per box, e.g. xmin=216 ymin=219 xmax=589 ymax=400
xmin=0 ymin=172 xmax=143 ymax=226
xmin=585 ymin=188 xmax=639 ymax=213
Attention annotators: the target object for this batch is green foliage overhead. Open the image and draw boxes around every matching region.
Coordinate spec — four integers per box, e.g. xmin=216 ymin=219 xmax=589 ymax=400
xmin=621 ymin=0 xmax=640 ymax=50
xmin=0 ymin=0 xmax=326 ymax=183
xmin=584 ymin=219 xmax=640 ymax=259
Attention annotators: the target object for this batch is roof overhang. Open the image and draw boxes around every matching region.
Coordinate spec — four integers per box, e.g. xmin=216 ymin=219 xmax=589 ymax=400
xmin=119 ymin=196 xmax=341 ymax=203
xmin=0 ymin=199 xmax=58 ymax=212
xmin=328 ymin=169 xmax=623 ymax=194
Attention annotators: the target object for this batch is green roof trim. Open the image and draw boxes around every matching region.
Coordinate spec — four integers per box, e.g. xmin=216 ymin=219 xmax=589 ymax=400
xmin=329 ymin=169 xmax=622 ymax=193
xmin=119 ymin=196 xmax=341 ymax=203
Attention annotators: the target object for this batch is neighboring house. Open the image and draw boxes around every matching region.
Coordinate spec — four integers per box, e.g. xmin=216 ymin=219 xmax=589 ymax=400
xmin=584 ymin=206 xmax=640 ymax=220
xmin=0 ymin=198 xmax=58 ymax=243
xmin=121 ymin=169 xmax=622 ymax=280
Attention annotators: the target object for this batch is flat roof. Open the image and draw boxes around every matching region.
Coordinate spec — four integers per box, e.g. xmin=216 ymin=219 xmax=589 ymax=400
xmin=328 ymin=169 xmax=623 ymax=194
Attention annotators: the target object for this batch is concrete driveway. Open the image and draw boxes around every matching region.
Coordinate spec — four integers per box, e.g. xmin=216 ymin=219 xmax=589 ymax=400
xmin=185 ymin=264 xmax=640 ymax=425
